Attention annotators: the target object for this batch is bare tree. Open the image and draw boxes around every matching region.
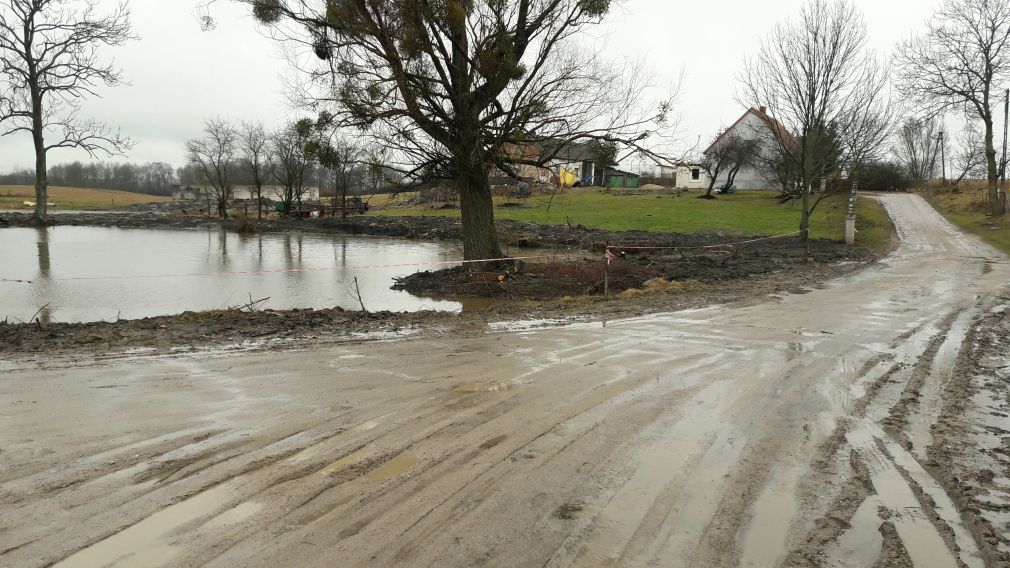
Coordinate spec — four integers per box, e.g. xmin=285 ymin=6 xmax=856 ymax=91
xmin=699 ymin=132 xmax=759 ymax=198
xmin=740 ymin=0 xmax=890 ymax=241
xmin=203 ymin=0 xmax=678 ymax=260
xmin=305 ymin=122 xmax=362 ymax=218
xmin=238 ymin=120 xmax=272 ymax=219
xmin=894 ymin=117 xmax=943 ymax=185
xmin=896 ymin=0 xmax=1010 ymax=216
xmin=364 ymin=145 xmax=387 ymax=196
xmin=0 ymin=0 xmax=135 ymax=224
xmin=950 ymin=119 xmax=988 ymax=187
xmin=185 ymin=118 xmax=238 ymax=219
xmin=270 ymin=120 xmax=314 ymax=213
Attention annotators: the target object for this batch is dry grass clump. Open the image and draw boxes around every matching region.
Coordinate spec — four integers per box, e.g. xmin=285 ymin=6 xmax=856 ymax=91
xmin=618 ymin=278 xmax=697 ymax=298
xmin=234 ymin=215 xmax=258 ymax=234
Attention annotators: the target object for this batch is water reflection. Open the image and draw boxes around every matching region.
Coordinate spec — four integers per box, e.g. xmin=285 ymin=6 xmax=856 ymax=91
xmin=33 ymin=228 xmax=53 ymax=324
xmin=1 ymin=226 xmax=484 ymax=323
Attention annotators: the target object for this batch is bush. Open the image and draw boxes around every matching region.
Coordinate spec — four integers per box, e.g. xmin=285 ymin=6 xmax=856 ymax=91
xmin=860 ymin=160 xmax=912 ymax=192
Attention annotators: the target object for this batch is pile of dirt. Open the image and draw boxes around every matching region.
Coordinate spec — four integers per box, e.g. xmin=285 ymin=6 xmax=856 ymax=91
xmin=394 ymin=237 xmax=873 ymax=300
xmin=0 ymin=307 xmax=448 ymax=356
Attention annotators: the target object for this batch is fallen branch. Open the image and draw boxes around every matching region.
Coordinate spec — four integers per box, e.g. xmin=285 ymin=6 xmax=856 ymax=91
xmin=231 ymin=295 xmax=270 ymax=312
xmin=352 ymin=277 xmax=368 ymax=312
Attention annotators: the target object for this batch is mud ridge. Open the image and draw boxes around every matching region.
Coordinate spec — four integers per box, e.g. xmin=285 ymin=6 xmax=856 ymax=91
xmin=784 ymin=450 xmax=874 ymax=567
xmin=882 ymin=310 xmax=964 ymax=447
xmin=925 ymin=296 xmax=1010 ymax=567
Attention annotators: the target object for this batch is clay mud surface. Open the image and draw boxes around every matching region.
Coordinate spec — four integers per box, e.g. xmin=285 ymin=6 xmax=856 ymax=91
xmin=2 ymin=194 xmax=1009 ymax=568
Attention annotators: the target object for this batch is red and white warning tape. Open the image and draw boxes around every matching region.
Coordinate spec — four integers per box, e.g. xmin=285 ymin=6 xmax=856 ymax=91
xmin=605 ymin=230 xmax=802 ymax=253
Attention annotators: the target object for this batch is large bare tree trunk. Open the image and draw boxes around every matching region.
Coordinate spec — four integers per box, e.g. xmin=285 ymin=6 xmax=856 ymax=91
xmin=457 ymin=165 xmax=503 ymax=261
xmin=32 ymin=136 xmax=48 ymax=224
xmin=30 ymin=73 xmax=47 ymax=224
xmin=984 ymin=117 xmax=1005 ymax=216
xmin=800 ymin=181 xmax=812 ymax=242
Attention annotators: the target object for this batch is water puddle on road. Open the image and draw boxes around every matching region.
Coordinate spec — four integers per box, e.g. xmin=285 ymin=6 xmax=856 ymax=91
xmin=841 ymin=423 xmax=985 ymax=568
xmin=738 ymin=465 xmax=801 ymax=568
xmin=319 ymin=449 xmax=369 ymax=476
xmin=828 ymin=496 xmax=885 ymax=568
xmin=863 ymin=452 xmax=959 ymax=568
xmin=453 ymin=381 xmax=513 ymax=393
xmin=367 ymin=454 xmax=420 ymax=481
xmin=905 ymin=310 xmax=975 ymax=461
xmin=487 ymin=319 xmax=572 ymax=333
xmin=203 ymin=501 xmax=263 ymax=529
xmin=54 ymin=483 xmax=237 ymax=568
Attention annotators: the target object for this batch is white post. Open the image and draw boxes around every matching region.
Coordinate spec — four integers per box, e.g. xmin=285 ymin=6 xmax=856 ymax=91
xmin=845 ymin=175 xmax=859 ymax=246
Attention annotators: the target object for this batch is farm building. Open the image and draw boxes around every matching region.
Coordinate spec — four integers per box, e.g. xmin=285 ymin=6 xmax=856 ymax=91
xmin=172 ymin=185 xmax=321 ymax=202
xmin=675 ymin=164 xmax=711 ymax=190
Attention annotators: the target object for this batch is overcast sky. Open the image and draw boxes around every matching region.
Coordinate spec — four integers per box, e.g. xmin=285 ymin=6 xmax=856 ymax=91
xmin=0 ymin=0 xmax=942 ymax=171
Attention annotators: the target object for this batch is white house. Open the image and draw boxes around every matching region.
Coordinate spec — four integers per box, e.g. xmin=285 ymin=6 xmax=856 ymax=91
xmin=675 ymin=164 xmax=710 ymax=190
xmin=172 ymin=185 xmax=320 ymax=202
xmin=704 ymin=107 xmax=792 ymax=191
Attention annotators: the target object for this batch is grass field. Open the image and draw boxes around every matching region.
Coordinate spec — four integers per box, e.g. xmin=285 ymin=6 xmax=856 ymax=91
xmin=0 ymin=185 xmax=169 ymax=210
xmin=926 ymin=187 xmax=1010 ymax=255
xmin=372 ymin=189 xmax=895 ymax=250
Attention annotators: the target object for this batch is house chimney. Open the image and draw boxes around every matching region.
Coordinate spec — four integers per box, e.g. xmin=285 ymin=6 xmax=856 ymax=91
xmin=759 ymin=106 xmax=767 ymax=114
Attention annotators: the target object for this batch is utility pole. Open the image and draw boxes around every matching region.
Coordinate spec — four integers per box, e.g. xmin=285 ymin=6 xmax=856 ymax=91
xmin=1002 ymin=89 xmax=1009 ymax=208
xmin=939 ymin=130 xmax=946 ymax=184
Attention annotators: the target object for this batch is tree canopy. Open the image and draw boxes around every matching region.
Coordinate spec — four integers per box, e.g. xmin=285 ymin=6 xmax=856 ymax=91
xmin=206 ymin=0 xmax=676 ymax=259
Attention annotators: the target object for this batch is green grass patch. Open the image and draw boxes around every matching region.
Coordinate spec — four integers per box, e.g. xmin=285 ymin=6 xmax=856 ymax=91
xmin=372 ymin=189 xmax=894 ymax=251
xmin=927 ymin=188 xmax=1010 ymax=255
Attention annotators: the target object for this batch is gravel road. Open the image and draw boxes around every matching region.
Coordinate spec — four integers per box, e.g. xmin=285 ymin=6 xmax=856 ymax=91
xmin=1 ymin=193 xmax=1008 ymax=567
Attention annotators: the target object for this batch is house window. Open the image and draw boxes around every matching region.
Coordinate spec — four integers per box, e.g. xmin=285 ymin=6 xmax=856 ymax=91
xmin=691 ymin=168 xmax=701 ymax=181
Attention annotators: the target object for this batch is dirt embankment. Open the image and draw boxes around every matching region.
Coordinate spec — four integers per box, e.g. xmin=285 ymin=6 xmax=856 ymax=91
xmin=395 ymin=236 xmax=872 ymax=300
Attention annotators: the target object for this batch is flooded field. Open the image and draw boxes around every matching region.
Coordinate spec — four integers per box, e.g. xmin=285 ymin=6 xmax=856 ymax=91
xmin=0 ymin=226 xmax=473 ymax=323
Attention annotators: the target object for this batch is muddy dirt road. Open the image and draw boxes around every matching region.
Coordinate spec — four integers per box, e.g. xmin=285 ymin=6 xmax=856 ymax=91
xmin=2 ymin=194 xmax=1009 ymax=567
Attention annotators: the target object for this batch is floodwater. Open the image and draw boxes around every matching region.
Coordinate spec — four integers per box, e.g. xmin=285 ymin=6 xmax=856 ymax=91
xmin=0 ymin=226 xmax=480 ymax=323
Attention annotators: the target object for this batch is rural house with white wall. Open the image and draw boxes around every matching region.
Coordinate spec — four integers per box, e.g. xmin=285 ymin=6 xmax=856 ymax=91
xmin=704 ymin=107 xmax=792 ymax=191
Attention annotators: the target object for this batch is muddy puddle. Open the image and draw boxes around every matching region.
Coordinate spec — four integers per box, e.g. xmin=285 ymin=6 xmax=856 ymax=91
xmin=54 ymin=482 xmax=239 ymax=568
xmin=0 ymin=226 xmax=491 ymax=323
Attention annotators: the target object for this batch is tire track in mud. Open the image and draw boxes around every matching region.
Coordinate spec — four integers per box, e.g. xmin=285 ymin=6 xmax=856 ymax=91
xmin=44 ymin=337 xmax=711 ymax=568
xmin=302 ymin=352 xmax=728 ymax=567
xmin=783 ymin=306 xmax=993 ymax=568
xmin=924 ymin=300 xmax=1010 ymax=567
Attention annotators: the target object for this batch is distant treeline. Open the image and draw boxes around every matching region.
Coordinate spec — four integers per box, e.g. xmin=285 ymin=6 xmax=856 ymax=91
xmin=0 ymin=161 xmax=380 ymax=197
xmin=0 ymin=161 xmax=179 ymax=196
xmin=0 ymin=161 xmax=314 ymax=196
